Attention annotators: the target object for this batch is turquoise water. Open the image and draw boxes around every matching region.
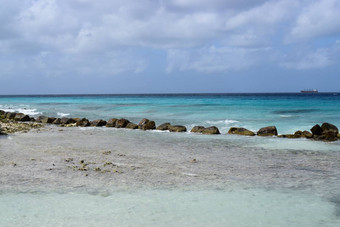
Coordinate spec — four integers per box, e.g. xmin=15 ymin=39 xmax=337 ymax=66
xmin=1 ymin=93 xmax=340 ymax=134
xmin=1 ymin=93 xmax=340 ymax=226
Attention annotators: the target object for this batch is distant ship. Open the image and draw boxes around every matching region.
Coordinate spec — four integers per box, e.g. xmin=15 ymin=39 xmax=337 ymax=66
xmin=300 ymin=89 xmax=318 ymax=93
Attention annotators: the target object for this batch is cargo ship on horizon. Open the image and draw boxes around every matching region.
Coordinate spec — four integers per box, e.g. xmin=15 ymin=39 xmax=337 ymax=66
xmin=300 ymin=89 xmax=318 ymax=93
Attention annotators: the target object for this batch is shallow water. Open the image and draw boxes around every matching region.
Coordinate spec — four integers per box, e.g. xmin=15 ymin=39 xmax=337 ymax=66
xmin=0 ymin=127 xmax=340 ymax=226
xmin=1 ymin=93 xmax=340 ymax=134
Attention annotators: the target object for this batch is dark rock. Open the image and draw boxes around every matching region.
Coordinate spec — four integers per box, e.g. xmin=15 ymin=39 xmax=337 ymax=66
xmin=257 ymin=126 xmax=278 ymax=136
xmin=52 ymin=118 xmax=61 ymax=125
xmin=294 ymin=130 xmax=312 ymax=138
xmin=337 ymin=134 xmax=340 ymax=139
xmin=169 ymin=125 xmax=187 ymax=132
xmin=6 ymin=112 xmax=17 ymax=119
xmin=0 ymin=110 xmax=5 ymax=117
xmin=115 ymin=118 xmax=130 ymax=128
xmin=228 ymin=127 xmax=255 ymax=136
xmin=138 ymin=118 xmax=156 ymax=130
xmin=14 ymin=113 xmax=31 ymax=122
xmin=36 ymin=116 xmax=56 ymax=124
xmin=76 ymin=118 xmax=90 ymax=127
xmin=201 ymin=126 xmax=220 ymax=135
xmin=311 ymin=124 xmax=323 ymax=136
xmin=321 ymin=122 xmax=338 ymax=134
xmin=278 ymin=134 xmax=300 ymax=139
xmin=0 ymin=125 xmax=7 ymax=136
xmin=91 ymin=119 xmax=107 ymax=127
xmin=191 ymin=126 xmax=205 ymax=133
xmin=156 ymin=123 xmax=171 ymax=131
xmin=126 ymin=122 xmax=138 ymax=129
xmin=60 ymin=118 xmax=76 ymax=125
xmin=106 ymin=118 xmax=118 ymax=127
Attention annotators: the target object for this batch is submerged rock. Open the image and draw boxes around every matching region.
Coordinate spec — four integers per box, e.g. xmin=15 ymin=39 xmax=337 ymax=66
xmin=106 ymin=118 xmax=118 ymax=127
xmin=138 ymin=118 xmax=156 ymax=130
xmin=257 ymin=126 xmax=278 ymax=136
xmin=126 ymin=122 xmax=138 ymax=129
xmin=115 ymin=118 xmax=130 ymax=128
xmin=228 ymin=127 xmax=255 ymax=136
xmin=278 ymin=134 xmax=300 ymax=139
xmin=14 ymin=113 xmax=31 ymax=122
xmin=91 ymin=119 xmax=107 ymax=127
xmin=169 ymin=125 xmax=187 ymax=132
xmin=156 ymin=123 xmax=171 ymax=131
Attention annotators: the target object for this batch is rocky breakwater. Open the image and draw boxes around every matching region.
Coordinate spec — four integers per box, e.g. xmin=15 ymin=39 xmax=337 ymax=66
xmin=311 ymin=123 xmax=339 ymax=141
xmin=0 ymin=110 xmax=42 ymax=134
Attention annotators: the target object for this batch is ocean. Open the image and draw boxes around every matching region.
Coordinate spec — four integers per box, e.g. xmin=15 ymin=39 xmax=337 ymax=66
xmin=0 ymin=93 xmax=340 ymax=226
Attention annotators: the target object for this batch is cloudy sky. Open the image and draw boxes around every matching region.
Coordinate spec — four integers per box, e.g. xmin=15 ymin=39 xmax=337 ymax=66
xmin=0 ymin=0 xmax=340 ymax=94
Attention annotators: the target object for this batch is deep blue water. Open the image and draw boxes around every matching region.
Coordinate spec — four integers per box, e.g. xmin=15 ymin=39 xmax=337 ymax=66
xmin=1 ymin=93 xmax=340 ymax=134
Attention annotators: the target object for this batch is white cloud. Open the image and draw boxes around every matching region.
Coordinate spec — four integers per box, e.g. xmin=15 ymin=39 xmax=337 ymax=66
xmin=290 ymin=0 xmax=340 ymax=40
xmin=166 ymin=45 xmax=272 ymax=73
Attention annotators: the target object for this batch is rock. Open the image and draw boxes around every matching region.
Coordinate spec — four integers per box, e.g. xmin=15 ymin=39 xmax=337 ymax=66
xmin=311 ymin=124 xmax=323 ymax=136
xmin=278 ymin=134 xmax=300 ymax=139
xmin=6 ymin=112 xmax=17 ymax=119
xmin=138 ymin=118 xmax=156 ymax=130
xmin=60 ymin=117 xmax=76 ymax=125
xmin=52 ymin=118 xmax=61 ymax=125
xmin=76 ymin=118 xmax=90 ymax=127
xmin=36 ymin=116 xmax=56 ymax=124
xmin=338 ymin=134 xmax=340 ymax=139
xmin=115 ymin=118 xmax=130 ymax=128
xmin=311 ymin=123 xmax=338 ymax=141
xmin=257 ymin=126 xmax=278 ymax=136
xmin=228 ymin=127 xmax=255 ymax=136
xmin=106 ymin=118 xmax=118 ymax=127
xmin=169 ymin=125 xmax=187 ymax=132
xmin=91 ymin=119 xmax=107 ymax=127
xmin=201 ymin=126 xmax=220 ymax=135
xmin=0 ymin=110 xmax=5 ymax=117
xmin=156 ymin=123 xmax=171 ymax=131
xmin=321 ymin=122 xmax=338 ymax=134
xmin=191 ymin=126 xmax=205 ymax=133
xmin=0 ymin=125 xmax=7 ymax=136
xmin=294 ymin=130 xmax=312 ymax=138
xmin=126 ymin=122 xmax=138 ymax=129
xmin=14 ymin=113 xmax=31 ymax=122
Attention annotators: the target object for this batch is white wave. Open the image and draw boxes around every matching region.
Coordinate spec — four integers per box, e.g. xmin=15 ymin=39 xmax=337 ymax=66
xmin=205 ymin=119 xmax=239 ymax=125
xmin=57 ymin=112 xmax=70 ymax=117
xmin=280 ymin=115 xmax=292 ymax=118
xmin=0 ymin=106 xmax=41 ymax=116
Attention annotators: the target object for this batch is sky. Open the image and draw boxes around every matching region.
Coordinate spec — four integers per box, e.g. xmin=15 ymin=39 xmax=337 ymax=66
xmin=0 ymin=0 xmax=340 ymax=94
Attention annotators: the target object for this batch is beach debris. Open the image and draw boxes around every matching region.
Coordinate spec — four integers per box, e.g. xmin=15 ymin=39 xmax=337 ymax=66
xmin=156 ymin=122 xmax=171 ymax=130
xmin=191 ymin=158 xmax=197 ymax=163
xmin=228 ymin=127 xmax=255 ymax=136
xmin=168 ymin=125 xmax=187 ymax=132
xmin=138 ymin=118 xmax=156 ymax=130
xmin=257 ymin=126 xmax=278 ymax=136
xmin=94 ymin=167 xmax=101 ymax=171
xmin=102 ymin=150 xmax=112 ymax=155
